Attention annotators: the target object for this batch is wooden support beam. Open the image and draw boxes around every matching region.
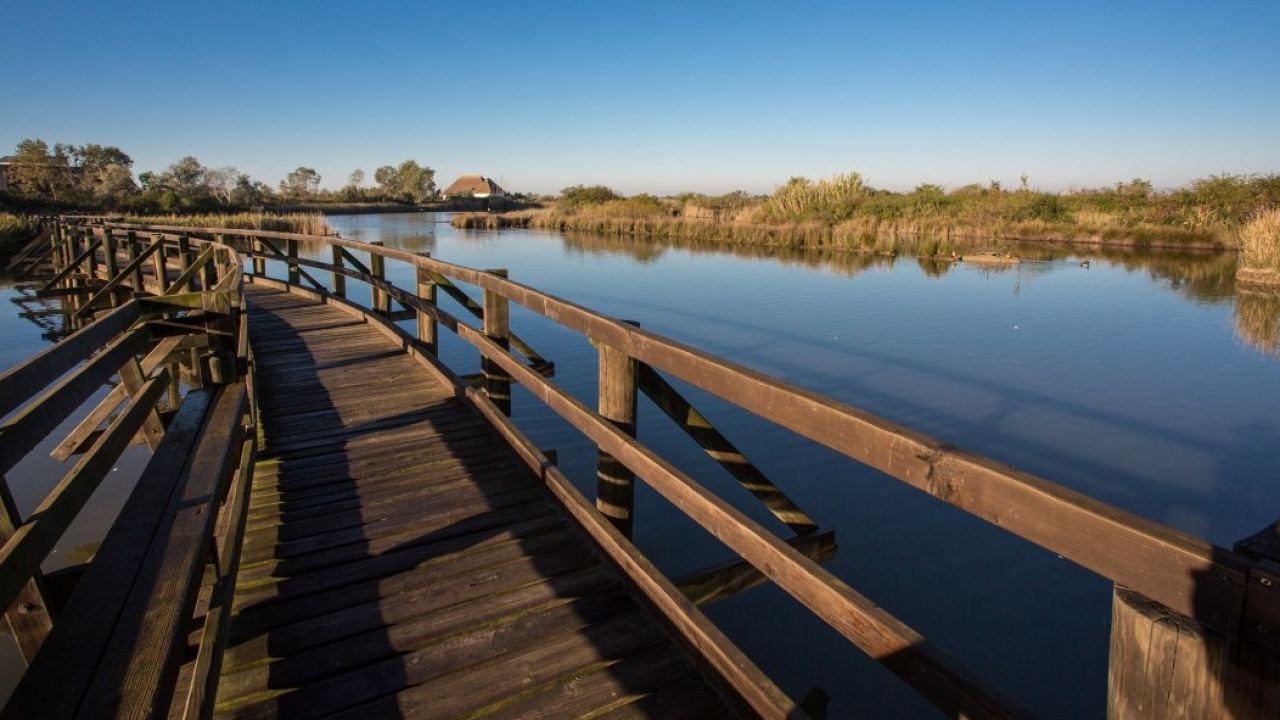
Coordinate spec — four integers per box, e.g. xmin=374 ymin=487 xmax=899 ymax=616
xmin=481 ymin=268 xmax=512 ymax=416
xmin=595 ymin=336 xmax=638 ymax=539
xmin=0 ymin=478 xmax=54 ymax=663
xmin=416 ymin=264 xmax=437 ymax=353
xmin=677 ymin=529 xmax=837 ymax=607
xmin=0 ymin=372 xmax=168 ymax=617
xmin=74 ymin=236 xmax=163 ymax=319
xmin=40 ymin=234 xmax=104 ymax=292
xmin=370 ymin=242 xmax=389 ymax=315
xmin=638 ymin=363 xmax=819 ymax=536
xmin=1108 ymin=521 xmax=1280 ymax=719
xmin=330 ymin=244 xmax=346 ymax=298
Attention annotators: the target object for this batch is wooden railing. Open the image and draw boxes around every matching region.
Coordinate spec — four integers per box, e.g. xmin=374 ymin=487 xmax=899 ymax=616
xmin=0 ymin=220 xmax=257 ymax=719
xmin=4 ymin=219 xmax=1278 ymax=719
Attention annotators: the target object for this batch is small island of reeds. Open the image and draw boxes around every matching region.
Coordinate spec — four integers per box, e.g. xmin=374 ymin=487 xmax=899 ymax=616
xmin=455 ymin=172 xmax=1280 ymax=258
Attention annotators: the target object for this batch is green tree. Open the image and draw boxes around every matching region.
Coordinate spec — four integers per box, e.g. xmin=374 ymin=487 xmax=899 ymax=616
xmin=8 ymin=139 xmax=70 ymax=199
xmin=279 ymin=167 xmax=321 ymax=198
xmin=374 ymin=161 xmax=435 ymax=203
xmin=560 ymin=184 xmax=621 ymax=209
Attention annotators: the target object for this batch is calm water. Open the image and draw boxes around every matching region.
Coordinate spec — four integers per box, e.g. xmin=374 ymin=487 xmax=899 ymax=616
xmin=3 ymin=213 xmax=1277 ymax=717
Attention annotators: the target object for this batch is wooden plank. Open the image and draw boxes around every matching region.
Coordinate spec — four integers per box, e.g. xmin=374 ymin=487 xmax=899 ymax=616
xmin=0 ymin=325 xmax=150 ymax=476
xmin=596 ymin=336 xmax=637 ymax=537
xmin=2 ymin=390 xmax=214 ymax=720
xmin=180 ymin=435 xmax=257 ymax=720
xmin=40 ymin=234 xmax=104 ymax=291
xmin=0 ymin=479 xmax=54 ymax=663
xmin=50 ymin=335 xmax=188 ymax=460
xmin=463 ymin=321 xmax=1033 ymax=720
xmin=74 ymin=235 xmax=163 ymax=319
xmin=0 ymin=372 xmax=168 ymax=627
xmin=79 ymin=383 xmax=248 ymax=720
xmin=4 ymin=227 xmax=52 ymax=272
xmin=0 ymin=299 xmax=141 ymax=420
xmin=639 ymin=363 xmax=818 ymax=535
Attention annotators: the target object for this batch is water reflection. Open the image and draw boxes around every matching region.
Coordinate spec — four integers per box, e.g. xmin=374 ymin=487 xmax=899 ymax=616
xmin=1234 ymin=289 xmax=1280 ymax=356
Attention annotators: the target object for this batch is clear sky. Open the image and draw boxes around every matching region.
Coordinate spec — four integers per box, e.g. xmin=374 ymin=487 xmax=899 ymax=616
xmin=3 ymin=0 xmax=1277 ymax=196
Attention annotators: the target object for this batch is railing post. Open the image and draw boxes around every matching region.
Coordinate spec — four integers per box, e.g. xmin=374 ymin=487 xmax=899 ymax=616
xmin=102 ymin=227 xmax=118 ymax=287
xmin=177 ymin=234 xmax=192 ymax=292
xmin=1 ymin=480 xmax=53 ymax=663
xmin=416 ymin=262 xmax=437 ymax=354
xmin=1108 ymin=525 xmax=1280 ymax=719
xmin=207 ymin=235 xmax=224 ymax=290
xmin=481 ymin=269 xmax=511 ymax=415
xmin=331 ymin=245 xmax=346 ymax=298
xmin=151 ymin=233 xmax=169 ymax=293
xmin=370 ymin=242 xmax=389 ymax=314
xmin=84 ymin=226 xmax=99 ymax=280
xmin=252 ymin=236 xmax=266 ymax=276
xmin=594 ymin=328 xmax=638 ymax=539
xmin=287 ymin=238 xmax=299 ymax=286
xmin=126 ymin=231 xmax=143 ymax=293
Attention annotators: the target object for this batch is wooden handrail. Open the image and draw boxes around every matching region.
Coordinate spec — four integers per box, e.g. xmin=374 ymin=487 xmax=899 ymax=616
xmin=111 ymin=224 xmax=1263 ymax=636
xmin=103 ymin=221 xmax=1280 ymax=718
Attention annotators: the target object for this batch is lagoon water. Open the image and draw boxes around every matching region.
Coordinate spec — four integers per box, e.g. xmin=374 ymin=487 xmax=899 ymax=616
xmin=3 ymin=212 xmax=1278 ymax=717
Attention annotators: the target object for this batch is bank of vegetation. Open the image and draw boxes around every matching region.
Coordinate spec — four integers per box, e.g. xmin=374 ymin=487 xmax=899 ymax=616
xmin=0 ymin=137 xmax=491 ymax=216
xmin=455 ymin=173 xmax=1280 ymax=257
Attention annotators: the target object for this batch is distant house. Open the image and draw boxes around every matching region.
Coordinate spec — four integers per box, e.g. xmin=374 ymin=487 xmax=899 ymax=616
xmin=0 ymin=156 xmax=13 ymax=193
xmin=442 ymin=175 xmax=506 ymax=199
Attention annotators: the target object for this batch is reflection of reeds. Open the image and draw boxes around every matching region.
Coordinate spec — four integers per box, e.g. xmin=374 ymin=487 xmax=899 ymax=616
xmin=123 ymin=212 xmax=332 ymax=235
xmin=1234 ymin=289 xmax=1280 ymax=356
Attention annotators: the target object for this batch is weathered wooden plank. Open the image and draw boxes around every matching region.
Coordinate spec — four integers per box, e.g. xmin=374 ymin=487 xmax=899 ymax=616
xmin=220 ymin=547 xmax=608 ymax=695
xmin=79 ymin=383 xmax=248 ymax=720
xmin=228 ymin=518 xmax=577 ymax=641
xmin=0 ymin=380 xmax=197 ymax=720
xmin=0 ymin=299 xmax=141 ymax=420
xmin=639 ymin=363 xmax=818 ymax=535
xmin=0 ymin=373 xmax=168 ymax=617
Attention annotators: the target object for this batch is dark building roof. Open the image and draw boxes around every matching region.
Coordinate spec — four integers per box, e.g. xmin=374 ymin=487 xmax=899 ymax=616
xmin=442 ymin=174 xmax=505 ymax=196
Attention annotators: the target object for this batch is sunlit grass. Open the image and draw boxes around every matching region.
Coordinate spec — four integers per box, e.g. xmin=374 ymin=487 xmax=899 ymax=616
xmin=1240 ymin=209 xmax=1280 ymax=271
xmin=123 ymin=212 xmax=331 ymax=235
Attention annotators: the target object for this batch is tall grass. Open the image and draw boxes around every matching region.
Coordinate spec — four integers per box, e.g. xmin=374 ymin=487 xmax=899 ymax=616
xmin=123 ymin=212 xmax=331 ymax=235
xmin=1240 ymin=209 xmax=1280 ymax=271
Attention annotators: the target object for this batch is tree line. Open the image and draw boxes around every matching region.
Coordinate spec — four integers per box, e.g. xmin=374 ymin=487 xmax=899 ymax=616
xmin=2 ymin=138 xmax=438 ymax=211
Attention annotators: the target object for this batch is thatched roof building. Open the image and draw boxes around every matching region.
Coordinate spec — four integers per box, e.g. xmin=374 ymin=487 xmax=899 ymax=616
xmin=442 ymin=175 xmax=505 ymax=198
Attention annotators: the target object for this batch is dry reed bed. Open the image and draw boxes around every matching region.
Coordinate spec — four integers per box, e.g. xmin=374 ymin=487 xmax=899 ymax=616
xmin=452 ymin=208 xmax=1224 ymax=255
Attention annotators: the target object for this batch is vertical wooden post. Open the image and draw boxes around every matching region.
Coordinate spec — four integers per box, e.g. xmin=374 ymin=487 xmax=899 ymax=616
xmin=287 ymin=239 xmax=300 ymax=286
xmin=151 ymin=234 xmax=170 ymax=293
xmin=206 ymin=235 xmax=224 ymax=289
xmin=252 ymin=236 xmax=266 ymax=276
xmin=594 ymin=328 xmax=638 ymax=539
xmin=331 ymin=245 xmax=346 ymax=298
xmin=126 ymin=232 xmax=143 ymax=293
xmin=481 ymin=269 xmax=511 ymax=416
xmin=102 ymin=227 xmax=118 ymax=284
xmin=84 ymin=226 xmax=99 ymax=280
xmin=1 ymin=479 xmax=54 ymax=663
xmin=1108 ymin=526 xmax=1280 ymax=719
xmin=415 ymin=261 xmax=437 ymax=354
xmin=370 ymin=242 xmax=389 ymax=315
xmin=177 ymin=234 xmax=192 ymax=291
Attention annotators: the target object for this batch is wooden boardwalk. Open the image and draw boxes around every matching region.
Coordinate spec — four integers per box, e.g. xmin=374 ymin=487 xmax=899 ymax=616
xmin=211 ymin=286 xmax=735 ymax=720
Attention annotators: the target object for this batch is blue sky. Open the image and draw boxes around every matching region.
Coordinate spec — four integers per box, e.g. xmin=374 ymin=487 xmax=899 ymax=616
xmin=3 ymin=0 xmax=1277 ymax=196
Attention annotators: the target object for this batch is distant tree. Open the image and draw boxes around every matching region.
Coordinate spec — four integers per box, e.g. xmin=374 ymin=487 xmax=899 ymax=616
xmin=231 ymin=174 xmax=272 ymax=206
xmin=347 ymin=169 xmax=365 ymax=188
xmin=93 ymin=164 xmax=139 ymax=204
xmin=280 ymin=167 xmax=321 ymax=198
xmin=204 ymin=166 xmax=240 ymax=205
xmin=8 ymin=139 xmax=69 ymax=199
xmin=374 ymin=160 xmax=435 ymax=203
xmin=560 ymin=184 xmax=621 ymax=209
xmin=158 ymin=156 xmax=211 ymax=198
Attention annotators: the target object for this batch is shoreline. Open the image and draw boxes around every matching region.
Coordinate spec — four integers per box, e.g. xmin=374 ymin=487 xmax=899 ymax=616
xmin=451 ymin=209 xmax=1230 ymax=254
